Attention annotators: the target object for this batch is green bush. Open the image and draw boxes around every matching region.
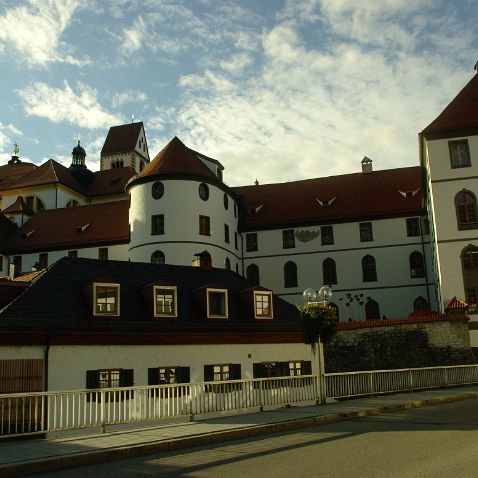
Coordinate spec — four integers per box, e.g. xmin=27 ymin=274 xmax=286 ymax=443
xmin=298 ymin=302 xmax=338 ymax=345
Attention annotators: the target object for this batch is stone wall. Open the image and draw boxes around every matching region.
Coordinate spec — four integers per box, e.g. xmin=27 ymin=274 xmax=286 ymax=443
xmin=325 ymin=314 xmax=476 ymax=372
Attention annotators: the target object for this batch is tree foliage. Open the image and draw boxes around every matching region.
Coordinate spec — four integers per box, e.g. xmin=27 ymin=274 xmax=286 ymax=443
xmin=298 ymin=302 xmax=338 ymax=345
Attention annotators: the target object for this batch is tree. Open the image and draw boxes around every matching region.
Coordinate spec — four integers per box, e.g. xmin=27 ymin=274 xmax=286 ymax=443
xmin=298 ymin=302 xmax=338 ymax=346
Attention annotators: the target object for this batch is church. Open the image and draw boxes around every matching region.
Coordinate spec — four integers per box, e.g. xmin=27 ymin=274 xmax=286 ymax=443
xmin=0 ymin=66 xmax=477 ymax=346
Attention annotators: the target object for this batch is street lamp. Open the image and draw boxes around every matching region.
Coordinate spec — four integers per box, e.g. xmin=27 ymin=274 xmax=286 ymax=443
xmin=302 ymin=286 xmax=333 ymax=405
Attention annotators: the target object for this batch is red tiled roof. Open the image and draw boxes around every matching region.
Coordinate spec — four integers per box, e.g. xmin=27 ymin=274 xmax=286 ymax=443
xmin=0 ymin=162 xmax=37 ymax=190
xmin=6 ymin=200 xmax=129 ymax=253
xmin=127 ymin=136 xmax=218 ymax=188
xmin=233 ymin=166 xmax=424 ymax=230
xmin=101 ymin=122 xmax=144 ymax=155
xmin=445 ymin=296 xmax=468 ymax=310
xmin=422 ymin=73 xmax=478 ymax=139
xmin=336 ymin=312 xmax=468 ymax=330
xmin=12 ymin=270 xmax=44 ymax=282
xmin=2 ymin=196 xmax=34 ymax=216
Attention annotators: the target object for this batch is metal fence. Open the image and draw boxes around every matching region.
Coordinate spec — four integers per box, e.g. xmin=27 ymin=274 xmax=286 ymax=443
xmin=0 ymin=375 xmax=318 ymax=438
xmin=325 ymin=364 xmax=478 ymax=399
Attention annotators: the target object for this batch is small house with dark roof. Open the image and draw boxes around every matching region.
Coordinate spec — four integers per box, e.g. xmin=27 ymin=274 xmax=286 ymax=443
xmin=0 ymin=257 xmax=313 ymax=392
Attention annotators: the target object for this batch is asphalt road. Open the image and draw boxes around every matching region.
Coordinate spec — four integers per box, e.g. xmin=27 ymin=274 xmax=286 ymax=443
xmin=33 ymin=398 xmax=478 ymax=478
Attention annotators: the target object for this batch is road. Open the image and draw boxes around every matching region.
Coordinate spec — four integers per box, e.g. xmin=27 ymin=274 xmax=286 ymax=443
xmin=33 ymin=398 xmax=478 ymax=478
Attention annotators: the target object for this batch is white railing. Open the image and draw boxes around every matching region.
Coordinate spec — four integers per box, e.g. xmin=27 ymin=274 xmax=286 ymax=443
xmin=325 ymin=364 xmax=478 ymax=399
xmin=0 ymin=375 xmax=319 ymax=438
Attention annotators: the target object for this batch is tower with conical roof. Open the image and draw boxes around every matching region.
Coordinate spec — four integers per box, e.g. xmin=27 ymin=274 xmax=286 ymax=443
xmin=420 ymin=63 xmax=478 ymax=346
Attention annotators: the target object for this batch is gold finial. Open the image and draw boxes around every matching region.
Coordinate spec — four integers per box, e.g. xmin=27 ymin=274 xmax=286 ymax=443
xmin=13 ymin=143 xmax=19 ymax=156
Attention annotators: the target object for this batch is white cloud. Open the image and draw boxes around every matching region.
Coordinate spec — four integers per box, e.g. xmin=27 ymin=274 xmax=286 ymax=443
xmin=112 ymin=90 xmax=148 ymax=108
xmin=0 ymin=0 xmax=90 ymax=67
xmin=220 ymin=53 xmax=252 ymax=74
xmin=17 ymin=80 xmax=123 ymax=129
xmin=0 ymin=122 xmax=23 ymax=158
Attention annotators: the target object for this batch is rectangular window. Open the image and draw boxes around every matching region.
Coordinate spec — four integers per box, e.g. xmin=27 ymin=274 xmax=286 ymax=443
xmin=321 ymin=225 xmax=334 ymax=245
xmin=12 ymin=255 xmax=21 ymax=275
xmin=154 ymin=286 xmax=177 ymax=317
xmin=207 ymin=288 xmax=228 ymax=318
xmin=38 ymin=253 xmax=48 ymax=269
xmin=148 ymin=366 xmax=190 ymax=385
xmin=224 ymin=224 xmax=230 ymax=243
xmin=254 ymin=291 xmax=273 ymax=319
xmin=406 ymin=218 xmax=420 ymax=237
xmin=98 ymin=247 xmax=108 ymax=260
xmin=68 ymin=250 xmax=78 ymax=258
xmin=86 ymin=369 xmax=134 ymax=401
xmin=94 ymin=283 xmax=120 ymax=316
xmin=151 ymin=214 xmax=164 ymax=235
xmin=234 ymin=231 xmax=238 ymax=250
xmin=246 ymin=233 xmax=258 ymax=252
xmin=359 ymin=222 xmax=373 ymax=242
xmin=449 ymin=140 xmax=471 ymax=168
xmin=204 ymin=363 xmax=241 ymax=383
xmin=199 ymin=215 xmax=210 ymax=236
xmin=282 ymin=229 xmax=295 ymax=249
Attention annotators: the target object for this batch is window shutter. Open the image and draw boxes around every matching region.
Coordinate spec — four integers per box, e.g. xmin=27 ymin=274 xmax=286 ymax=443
xmin=204 ymin=365 xmax=214 ymax=382
xmin=86 ymin=370 xmax=99 ymax=389
xmin=148 ymin=367 xmax=159 ymax=385
xmin=120 ymin=369 xmax=134 ymax=387
xmin=253 ymin=363 xmax=262 ymax=378
xmin=231 ymin=364 xmax=241 ymax=380
xmin=302 ymin=361 xmax=312 ymax=375
xmin=179 ymin=367 xmax=190 ymax=384
xmin=279 ymin=362 xmax=289 ymax=376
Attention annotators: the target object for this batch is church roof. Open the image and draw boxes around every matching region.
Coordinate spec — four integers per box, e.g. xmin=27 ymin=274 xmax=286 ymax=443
xmin=101 ymin=122 xmax=144 ymax=155
xmin=127 ymin=136 xmax=219 ymax=189
xmin=422 ymin=72 xmax=478 ymax=139
xmin=233 ymin=166 xmax=424 ymax=231
xmin=6 ymin=200 xmax=129 ymax=254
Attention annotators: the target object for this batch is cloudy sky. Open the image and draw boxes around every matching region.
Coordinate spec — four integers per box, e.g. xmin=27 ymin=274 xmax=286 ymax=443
xmin=0 ymin=0 xmax=476 ymax=186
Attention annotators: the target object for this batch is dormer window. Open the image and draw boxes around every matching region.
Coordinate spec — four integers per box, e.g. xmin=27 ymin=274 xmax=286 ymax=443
xmin=154 ymin=286 xmax=177 ymax=317
xmin=316 ymin=196 xmax=337 ymax=207
xmin=94 ymin=283 xmax=120 ymax=317
xmin=254 ymin=291 xmax=273 ymax=319
xmin=399 ymin=188 xmax=419 ymax=199
xmin=207 ymin=288 xmax=228 ymax=318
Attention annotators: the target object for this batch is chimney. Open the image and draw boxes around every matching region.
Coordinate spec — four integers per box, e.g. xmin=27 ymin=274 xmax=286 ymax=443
xmin=192 ymin=251 xmax=212 ymax=270
xmin=361 ymin=156 xmax=373 ymax=174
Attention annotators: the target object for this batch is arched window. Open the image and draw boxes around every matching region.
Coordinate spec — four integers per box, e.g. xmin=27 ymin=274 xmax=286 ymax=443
xmin=322 ymin=258 xmax=337 ymax=285
xmin=66 ymin=199 xmax=79 ymax=208
xmin=284 ymin=261 xmax=298 ymax=288
xmin=462 ymin=245 xmax=478 ymax=306
xmin=25 ymin=196 xmax=45 ymax=213
xmin=413 ymin=296 xmax=429 ymax=311
xmin=455 ymin=191 xmax=478 ymax=229
xmin=151 ymin=250 xmax=165 ymax=265
xmin=409 ymin=251 xmax=425 ymax=278
xmin=362 ymin=255 xmax=377 ymax=282
xmin=365 ymin=299 xmax=380 ymax=320
xmin=246 ymin=264 xmax=260 ymax=285
xmin=225 ymin=257 xmax=231 ymax=270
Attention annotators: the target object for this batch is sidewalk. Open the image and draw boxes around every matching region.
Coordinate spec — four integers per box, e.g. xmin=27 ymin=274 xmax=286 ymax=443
xmin=2 ymin=385 xmax=478 ymax=478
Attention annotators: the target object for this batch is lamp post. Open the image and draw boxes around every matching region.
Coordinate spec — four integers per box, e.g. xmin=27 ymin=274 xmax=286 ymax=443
xmin=302 ymin=286 xmax=332 ymax=404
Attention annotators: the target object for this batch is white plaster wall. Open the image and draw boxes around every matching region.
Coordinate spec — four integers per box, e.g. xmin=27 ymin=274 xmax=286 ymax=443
xmin=243 ymin=216 xmax=435 ymax=319
xmin=0 ymin=346 xmax=44 ymax=360
xmin=129 ymin=180 xmax=240 ymax=268
xmin=2 ymin=187 xmax=57 ymax=211
xmin=47 ymin=343 xmax=315 ymax=391
xmin=8 ymin=243 xmax=129 ymax=272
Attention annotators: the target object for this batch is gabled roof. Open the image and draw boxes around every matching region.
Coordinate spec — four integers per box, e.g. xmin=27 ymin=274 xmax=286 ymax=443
xmin=422 ymin=72 xmax=478 ymax=139
xmin=6 ymin=200 xmax=129 ymax=253
xmin=445 ymin=296 xmax=468 ymax=310
xmin=0 ymin=162 xmax=37 ymax=190
xmin=127 ymin=137 xmax=219 ymax=189
xmin=101 ymin=122 xmax=145 ymax=155
xmin=0 ymin=257 xmax=301 ymax=334
xmin=2 ymin=196 xmax=34 ymax=216
xmin=233 ymin=166 xmax=424 ymax=231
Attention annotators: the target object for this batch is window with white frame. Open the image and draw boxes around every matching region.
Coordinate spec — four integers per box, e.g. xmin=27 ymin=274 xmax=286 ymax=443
xmin=94 ymin=283 xmax=120 ymax=316
xmin=154 ymin=286 xmax=177 ymax=317
xmin=207 ymin=288 xmax=228 ymax=318
xmin=254 ymin=291 xmax=273 ymax=319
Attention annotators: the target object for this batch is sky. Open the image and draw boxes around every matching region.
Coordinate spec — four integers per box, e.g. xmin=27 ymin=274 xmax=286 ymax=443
xmin=0 ymin=0 xmax=477 ymax=187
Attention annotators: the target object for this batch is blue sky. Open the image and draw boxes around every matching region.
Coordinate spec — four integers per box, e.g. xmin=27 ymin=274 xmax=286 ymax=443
xmin=0 ymin=0 xmax=477 ymax=186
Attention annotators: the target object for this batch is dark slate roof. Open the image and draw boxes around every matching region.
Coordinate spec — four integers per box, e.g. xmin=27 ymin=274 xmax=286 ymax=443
xmin=101 ymin=122 xmax=145 ymax=155
xmin=127 ymin=137 xmax=220 ymax=190
xmin=233 ymin=166 xmax=424 ymax=231
xmin=422 ymin=72 xmax=478 ymax=139
xmin=0 ymin=257 xmax=301 ymax=334
xmin=6 ymin=200 xmax=129 ymax=254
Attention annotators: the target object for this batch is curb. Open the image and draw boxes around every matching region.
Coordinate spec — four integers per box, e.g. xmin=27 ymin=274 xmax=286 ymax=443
xmin=2 ymin=392 xmax=478 ymax=478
